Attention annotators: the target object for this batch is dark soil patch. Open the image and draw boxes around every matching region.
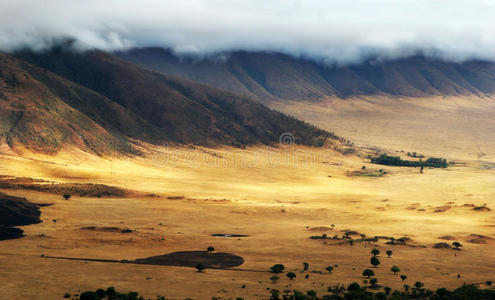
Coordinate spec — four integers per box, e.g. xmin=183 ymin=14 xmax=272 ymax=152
xmin=473 ymin=206 xmax=491 ymax=212
xmin=433 ymin=205 xmax=451 ymax=213
xmin=133 ymin=251 xmax=244 ymax=268
xmin=43 ymin=251 xmax=249 ymax=271
xmin=80 ymin=226 xmax=133 ymax=234
xmin=307 ymin=226 xmax=333 ymax=232
xmin=0 ymin=192 xmax=41 ymax=240
xmin=466 ymin=234 xmax=494 ymax=244
xmin=80 ymin=226 xmax=127 ymax=233
xmin=341 ymin=230 xmax=361 ymax=236
xmin=33 ymin=203 xmax=54 ymax=207
xmin=0 ymin=175 xmax=129 ymax=197
xmin=212 ymin=234 xmax=249 ymax=237
xmin=438 ymin=235 xmax=456 ymax=240
xmin=433 ymin=242 xmax=452 ymax=249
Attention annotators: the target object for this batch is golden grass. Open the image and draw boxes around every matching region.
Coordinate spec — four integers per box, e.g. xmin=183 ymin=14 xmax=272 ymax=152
xmin=270 ymin=95 xmax=495 ymax=161
xmin=0 ymin=140 xmax=494 ymax=299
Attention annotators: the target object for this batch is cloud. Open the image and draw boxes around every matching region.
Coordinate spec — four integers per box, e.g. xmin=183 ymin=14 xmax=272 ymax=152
xmin=1 ymin=0 xmax=494 ymax=63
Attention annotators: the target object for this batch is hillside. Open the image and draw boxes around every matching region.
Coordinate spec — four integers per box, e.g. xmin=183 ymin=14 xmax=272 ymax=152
xmin=0 ymin=49 xmax=335 ymax=154
xmin=117 ymin=48 xmax=495 ymax=101
xmin=0 ymin=52 xmax=137 ymax=154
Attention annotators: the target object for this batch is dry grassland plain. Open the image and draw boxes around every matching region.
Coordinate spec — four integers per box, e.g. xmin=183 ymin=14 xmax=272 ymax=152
xmin=0 ymin=96 xmax=494 ymax=299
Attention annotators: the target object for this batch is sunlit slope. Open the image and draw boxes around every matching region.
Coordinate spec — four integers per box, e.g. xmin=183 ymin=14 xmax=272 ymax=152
xmin=270 ymin=95 xmax=495 ymax=161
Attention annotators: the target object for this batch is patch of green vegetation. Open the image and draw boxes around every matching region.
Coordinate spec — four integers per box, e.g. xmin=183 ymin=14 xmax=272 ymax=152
xmin=371 ymin=154 xmax=448 ymax=168
xmin=309 ymin=233 xmax=334 ymax=240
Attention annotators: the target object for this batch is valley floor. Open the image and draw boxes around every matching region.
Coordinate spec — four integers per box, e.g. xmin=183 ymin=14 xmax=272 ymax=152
xmin=0 ymin=144 xmax=494 ymax=299
xmin=270 ymin=95 xmax=495 ymax=161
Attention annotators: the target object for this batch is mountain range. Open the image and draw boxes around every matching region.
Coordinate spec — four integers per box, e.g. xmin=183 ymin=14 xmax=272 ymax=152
xmin=3 ymin=46 xmax=495 ymax=155
xmin=117 ymin=48 xmax=495 ymax=101
xmin=0 ymin=48 xmax=333 ymax=154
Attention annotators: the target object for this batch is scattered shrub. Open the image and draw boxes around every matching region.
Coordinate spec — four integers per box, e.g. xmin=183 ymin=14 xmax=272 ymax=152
xmin=270 ymin=264 xmax=285 ymax=273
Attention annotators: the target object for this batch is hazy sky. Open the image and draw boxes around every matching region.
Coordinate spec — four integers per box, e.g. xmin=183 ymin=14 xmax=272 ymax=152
xmin=1 ymin=0 xmax=494 ymax=63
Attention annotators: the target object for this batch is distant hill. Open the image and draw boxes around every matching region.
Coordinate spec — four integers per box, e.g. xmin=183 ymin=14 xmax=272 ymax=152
xmin=0 ymin=49 xmax=334 ymax=154
xmin=117 ymin=47 xmax=495 ymax=101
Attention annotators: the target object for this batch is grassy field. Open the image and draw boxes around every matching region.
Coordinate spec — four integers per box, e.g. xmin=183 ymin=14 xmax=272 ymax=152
xmin=0 ymin=140 xmax=494 ymax=299
xmin=270 ymin=95 xmax=495 ymax=161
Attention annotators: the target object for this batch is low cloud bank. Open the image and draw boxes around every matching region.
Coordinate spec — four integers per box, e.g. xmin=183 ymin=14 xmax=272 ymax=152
xmin=1 ymin=0 xmax=494 ymax=64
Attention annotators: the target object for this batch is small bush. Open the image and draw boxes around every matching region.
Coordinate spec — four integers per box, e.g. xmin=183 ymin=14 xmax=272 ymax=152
xmin=270 ymin=264 xmax=285 ymax=273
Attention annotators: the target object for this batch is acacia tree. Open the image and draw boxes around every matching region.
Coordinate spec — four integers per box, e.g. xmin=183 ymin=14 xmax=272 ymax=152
xmin=286 ymin=272 xmax=296 ymax=280
xmin=400 ymin=275 xmax=407 ymax=282
xmin=325 ymin=266 xmax=334 ymax=273
xmin=362 ymin=269 xmax=375 ymax=278
xmin=270 ymin=289 xmax=280 ymax=300
xmin=371 ymin=256 xmax=381 ymax=268
xmin=391 ymin=266 xmax=400 ymax=275
xmin=414 ymin=281 xmax=424 ymax=290
xmin=371 ymin=248 xmax=380 ymax=257
xmin=195 ymin=263 xmax=206 ymax=272
xmin=452 ymin=242 xmax=463 ymax=250
xmin=207 ymin=246 xmax=215 ymax=253
xmin=369 ymin=278 xmax=378 ymax=288
xmin=386 ymin=250 xmax=392 ymax=257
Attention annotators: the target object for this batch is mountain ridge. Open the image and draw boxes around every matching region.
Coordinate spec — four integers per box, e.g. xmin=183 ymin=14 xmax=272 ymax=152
xmin=0 ymin=49 xmax=336 ymax=154
xmin=116 ymin=47 xmax=495 ymax=101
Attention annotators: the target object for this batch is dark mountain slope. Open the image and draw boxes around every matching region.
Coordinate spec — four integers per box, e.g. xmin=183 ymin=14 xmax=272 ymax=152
xmin=1 ymin=49 xmax=333 ymax=154
xmin=0 ymin=52 xmax=136 ymax=154
xmin=117 ymin=48 xmax=495 ymax=101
